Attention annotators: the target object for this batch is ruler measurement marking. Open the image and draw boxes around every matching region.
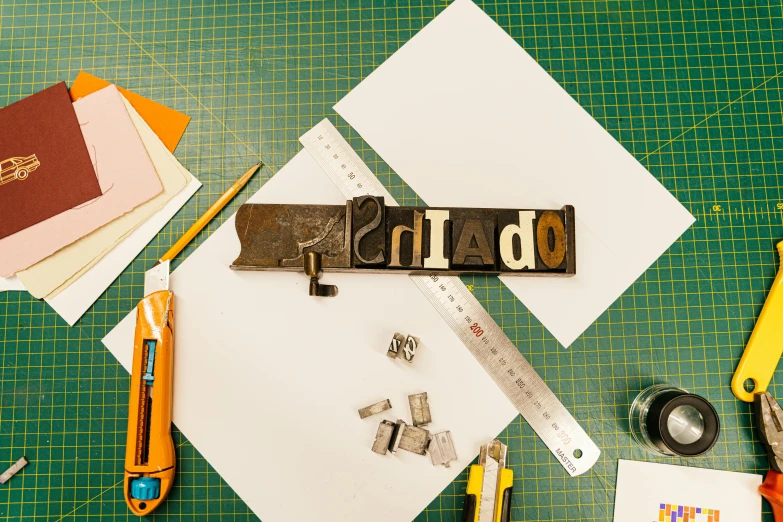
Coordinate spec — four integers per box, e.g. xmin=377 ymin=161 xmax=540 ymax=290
xmin=301 ymin=119 xmax=599 ymax=476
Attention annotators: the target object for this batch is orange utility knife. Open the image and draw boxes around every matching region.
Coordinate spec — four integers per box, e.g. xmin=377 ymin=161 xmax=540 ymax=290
xmin=122 ymin=162 xmax=260 ymax=516
xmin=124 ymin=260 xmax=176 ymax=516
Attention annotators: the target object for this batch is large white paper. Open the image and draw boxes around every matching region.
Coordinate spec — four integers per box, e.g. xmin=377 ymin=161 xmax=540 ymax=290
xmin=102 ymin=149 xmax=518 ymax=522
xmin=613 ymin=460 xmax=761 ymax=522
xmin=334 ymin=0 xmax=695 ymax=347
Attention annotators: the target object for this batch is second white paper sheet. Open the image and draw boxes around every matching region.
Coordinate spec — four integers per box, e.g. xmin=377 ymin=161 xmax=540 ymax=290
xmin=334 ymin=0 xmax=695 ymax=347
xmin=103 ymin=149 xmax=519 ymax=522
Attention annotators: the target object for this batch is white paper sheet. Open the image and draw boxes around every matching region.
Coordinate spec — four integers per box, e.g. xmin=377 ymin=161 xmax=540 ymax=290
xmin=334 ymin=0 xmax=695 ymax=347
xmin=102 ymin=149 xmax=518 ymax=522
xmin=0 ymin=276 xmax=24 ymax=292
xmin=613 ymin=460 xmax=761 ymax=522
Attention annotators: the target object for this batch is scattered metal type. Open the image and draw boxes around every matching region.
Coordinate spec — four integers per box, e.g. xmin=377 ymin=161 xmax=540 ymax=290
xmin=372 ymin=420 xmax=396 ymax=455
xmin=387 ymin=332 xmax=406 ymax=358
xmin=402 ymin=335 xmax=419 ymax=363
xmin=304 ymin=252 xmax=338 ymax=297
xmin=358 ymin=399 xmax=392 ymax=419
xmin=0 ymin=456 xmax=28 ymax=485
xmin=389 ymin=420 xmax=405 ymax=454
xmin=391 ymin=420 xmax=431 ymax=456
xmin=429 ymin=431 xmax=457 ymax=468
xmin=408 ymin=392 xmax=432 ymax=427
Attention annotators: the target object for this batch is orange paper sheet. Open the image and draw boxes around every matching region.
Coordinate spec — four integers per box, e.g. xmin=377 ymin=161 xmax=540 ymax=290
xmin=69 ymin=71 xmax=190 ymax=152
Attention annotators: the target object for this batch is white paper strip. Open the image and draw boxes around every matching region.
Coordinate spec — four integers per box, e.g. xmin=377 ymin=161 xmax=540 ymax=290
xmin=334 ymin=0 xmax=695 ymax=347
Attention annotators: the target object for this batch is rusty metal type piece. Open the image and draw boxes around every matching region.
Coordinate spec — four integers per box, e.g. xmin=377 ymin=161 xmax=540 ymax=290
xmin=232 ymin=203 xmax=352 ymax=270
xmin=402 ymin=335 xmax=420 ymax=363
xmin=304 ymin=252 xmax=338 ymax=297
xmin=408 ymin=392 xmax=432 ymax=427
xmin=387 ymin=332 xmax=406 ymax=358
xmin=429 ymin=431 xmax=457 ymax=467
xmin=358 ymin=399 xmax=393 ymax=419
xmin=389 ymin=420 xmax=406 ymax=454
xmin=395 ymin=421 xmax=431 ymax=456
xmin=372 ymin=420 xmax=396 ymax=455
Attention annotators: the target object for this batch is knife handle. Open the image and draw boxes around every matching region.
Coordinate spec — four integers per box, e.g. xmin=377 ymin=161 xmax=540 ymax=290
xmin=124 ymin=290 xmax=176 ymax=516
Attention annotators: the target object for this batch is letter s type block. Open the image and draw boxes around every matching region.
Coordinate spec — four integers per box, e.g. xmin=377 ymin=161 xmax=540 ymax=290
xmin=352 ymin=196 xmax=386 ymax=267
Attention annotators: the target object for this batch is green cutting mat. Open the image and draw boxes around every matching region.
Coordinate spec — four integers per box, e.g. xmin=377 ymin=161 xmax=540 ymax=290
xmin=1 ymin=0 xmax=781 ymax=520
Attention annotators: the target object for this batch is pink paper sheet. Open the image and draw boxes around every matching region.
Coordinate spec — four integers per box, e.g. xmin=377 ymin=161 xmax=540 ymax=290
xmin=0 ymin=85 xmax=162 ymax=276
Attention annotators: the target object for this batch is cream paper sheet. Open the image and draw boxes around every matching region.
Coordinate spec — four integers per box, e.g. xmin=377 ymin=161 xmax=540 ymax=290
xmin=102 ymin=149 xmax=519 ymax=522
xmin=333 ymin=0 xmax=695 ymax=347
xmin=18 ymin=97 xmax=189 ymax=298
xmin=44 ymin=99 xmax=200 ymax=325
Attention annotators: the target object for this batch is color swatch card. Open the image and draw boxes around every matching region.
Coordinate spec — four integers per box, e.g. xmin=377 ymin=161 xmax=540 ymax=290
xmin=0 ymin=82 xmax=101 ymax=240
xmin=613 ymin=460 xmax=761 ymax=522
xmin=334 ymin=0 xmax=695 ymax=347
xmin=0 ymin=85 xmax=163 ymax=277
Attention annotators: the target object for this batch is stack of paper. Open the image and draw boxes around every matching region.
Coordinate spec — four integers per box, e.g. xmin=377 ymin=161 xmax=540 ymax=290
xmin=0 ymin=73 xmax=201 ymax=325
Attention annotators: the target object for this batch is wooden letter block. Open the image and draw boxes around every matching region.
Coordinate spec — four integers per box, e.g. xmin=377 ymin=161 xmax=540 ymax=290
xmin=450 ymin=210 xmax=497 ymax=270
xmin=424 ymin=209 xmax=450 ymax=270
xmin=536 ymin=210 xmax=567 ymax=269
xmin=498 ymin=210 xmax=536 ymax=271
xmin=352 ymin=196 xmax=386 ymax=267
xmin=387 ymin=208 xmax=424 ymax=269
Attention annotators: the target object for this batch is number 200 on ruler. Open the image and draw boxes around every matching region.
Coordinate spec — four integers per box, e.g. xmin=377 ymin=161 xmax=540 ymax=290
xmin=300 ymin=119 xmax=600 ymax=476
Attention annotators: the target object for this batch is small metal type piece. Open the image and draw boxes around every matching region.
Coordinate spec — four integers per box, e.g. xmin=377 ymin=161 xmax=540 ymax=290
xmin=304 ymin=252 xmax=338 ymax=297
xmin=408 ymin=392 xmax=432 ymax=427
xmin=429 ymin=431 xmax=457 ymax=468
xmin=391 ymin=420 xmax=431 ymax=456
xmin=372 ymin=420 xmax=396 ymax=455
xmin=358 ymin=399 xmax=392 ymax=419
xmin=387 ymin=332 xmax=405 ymax=358
xmin=629 ymin=384 xmax=720 ymax=457
xmin=402 ymin=335 xmax=419 ymax=363
xmin=389 ymin=420 xmax=405 ymax=454
xmin=0 ymin=456 xmax=28 ymax=485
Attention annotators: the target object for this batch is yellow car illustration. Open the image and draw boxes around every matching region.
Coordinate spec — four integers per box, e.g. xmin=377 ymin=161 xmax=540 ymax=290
xmin=0 ymin=155 xmax=41 ymax=187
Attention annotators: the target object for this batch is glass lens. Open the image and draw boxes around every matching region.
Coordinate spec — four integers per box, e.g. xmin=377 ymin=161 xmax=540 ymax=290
xmin=667 ymin=405 xmax=704 ymax=445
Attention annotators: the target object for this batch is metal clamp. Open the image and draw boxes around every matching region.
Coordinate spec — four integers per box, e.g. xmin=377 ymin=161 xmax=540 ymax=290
xmin=304 ymin=252 xmax=338 ymax=297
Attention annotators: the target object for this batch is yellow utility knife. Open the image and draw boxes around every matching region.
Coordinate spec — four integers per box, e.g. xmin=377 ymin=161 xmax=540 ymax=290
xmin=732 ymin=240 xmax=783 ymax=402
xmin=123 ymin=163 xmax=260 ymax=516
xmin=462 ymin=440 xmax=513 ymax=522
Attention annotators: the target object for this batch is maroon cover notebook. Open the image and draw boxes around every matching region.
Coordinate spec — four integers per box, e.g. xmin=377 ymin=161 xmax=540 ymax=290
xmin=0 ymin=82 xmax=101 ymax=240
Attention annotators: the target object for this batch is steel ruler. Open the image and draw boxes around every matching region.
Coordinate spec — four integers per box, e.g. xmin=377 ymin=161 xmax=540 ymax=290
xmin=300 ymin=119 xmax=600 ymax=476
